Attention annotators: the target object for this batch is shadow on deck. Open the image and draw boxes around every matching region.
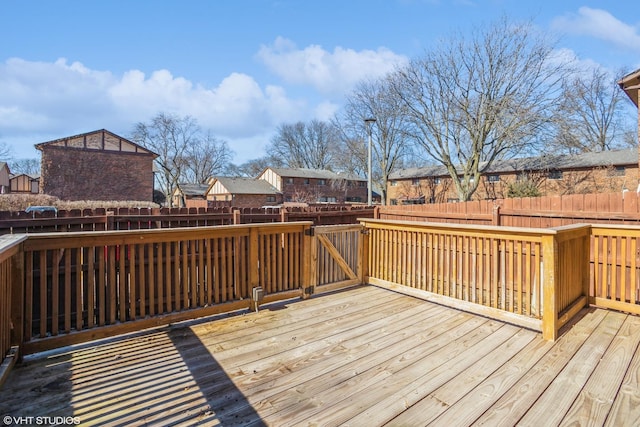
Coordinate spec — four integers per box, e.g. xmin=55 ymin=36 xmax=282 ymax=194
xmin=1 ymin=285 xmax=640 ymax=426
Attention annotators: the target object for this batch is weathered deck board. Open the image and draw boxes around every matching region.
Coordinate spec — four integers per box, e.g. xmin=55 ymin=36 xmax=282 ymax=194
xmin=1 ymin=285 xmax=639 ymax=426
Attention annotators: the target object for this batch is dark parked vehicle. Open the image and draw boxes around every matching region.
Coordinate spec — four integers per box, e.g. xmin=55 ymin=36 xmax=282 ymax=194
xmin=25 ymin=206 xmax=58 ymax=216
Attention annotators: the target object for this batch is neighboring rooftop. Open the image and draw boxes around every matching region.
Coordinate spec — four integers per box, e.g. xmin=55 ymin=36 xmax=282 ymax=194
xmin=267 ymin=167 xmax=365 ymax=182
xmin=35 ymin=129 xmax=158 ymax=157
xmin=390 ymin=148 xmax=638 ymax=180
xmin=213 ymin=176 xmax=281 ymax=194
xmin=177 ymin=183 xmax=210 ymax=197
xmin=618 ymin=67 xmax=640 ymax=107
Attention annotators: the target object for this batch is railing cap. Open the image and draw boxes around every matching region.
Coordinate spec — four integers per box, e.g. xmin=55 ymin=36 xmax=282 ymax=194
xmin=358 ymin=218 xmax=559 ymax=236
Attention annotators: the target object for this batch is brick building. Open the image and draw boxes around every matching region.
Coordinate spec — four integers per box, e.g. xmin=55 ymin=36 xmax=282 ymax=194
xmin=206 ymin=177 xmax=282 ymax=208
xmin=258 ymin=167 xmax=369 ymax=204
xmin=388 ymin=148 xmax=639 ymax=204
xmin=36 ymin=129 xmax=158 ymax=201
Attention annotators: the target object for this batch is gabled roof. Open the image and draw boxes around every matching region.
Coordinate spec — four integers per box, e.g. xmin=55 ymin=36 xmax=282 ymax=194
xmin=618 ymin=68 xmax=640 ymax=107
xmin=265 ymin=167 xmax=365 ymax=182
xmin=389 ymin=165 xmax=450 ymax=180
xmin=35 ymin=129 xmax=158 ymax=157
xmin=210 ymin=177 xmax=280 ymax=195
xmin=390 ymin=148 xmax=639 ymax=180
xmin=9 ymin=173 xmax=40 ymax=180
xmin=175 ymin=183 xmax=210 ymax=197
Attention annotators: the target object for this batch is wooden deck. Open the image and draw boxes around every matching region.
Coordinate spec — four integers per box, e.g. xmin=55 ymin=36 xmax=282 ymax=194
xmin=1 ymin=285 xmax=639 ymax=426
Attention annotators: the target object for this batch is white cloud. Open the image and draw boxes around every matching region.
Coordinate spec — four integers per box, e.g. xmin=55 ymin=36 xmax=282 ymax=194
xmin=0 ymin=57 xmax=305 ymax=161
xmin=551 ymin=7 xmax=640 ymax=53
xmin=549 ymin=47 xmax=602 ymax=73
xmin=256 ymin=37 xmax=409 ymax=95
xmin=314 ymin=101 xmax=340 ymax=122
xmin=0 ymin=38 xmax=409 ymax=163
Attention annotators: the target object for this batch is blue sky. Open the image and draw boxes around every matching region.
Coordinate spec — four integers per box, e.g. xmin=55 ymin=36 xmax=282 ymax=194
xmin=1 ymin=1 xmax=638 ymax=164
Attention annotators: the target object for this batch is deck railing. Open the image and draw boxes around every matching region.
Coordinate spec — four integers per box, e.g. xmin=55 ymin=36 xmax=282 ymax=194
xmin=591 ymin=225 xmax=640 ymax=316
xmin=360 ymin=219 xmax=591 ymax=340
xmin=0 ymin=235 xmax=26 ymax=387
xmin=313 ymin=225 xmax=363 ymax=290
xmin=2 ymin=219 xmax=640 ymax=385
xmin=17 ymin=222 xmax=315 ymax=354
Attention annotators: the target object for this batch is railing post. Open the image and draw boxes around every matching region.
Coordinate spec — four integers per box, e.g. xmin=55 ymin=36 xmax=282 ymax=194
xmin=10 ymin=245 xmax=24 ymax=361
xmin=541 ymin=234 xmax=558 ymax=341
xmin=360 ymin=224 xmax=369 ymax=284
xmin=233 ymin=209 xmax=241 ymax=225
xmin=248 ymin=227 xmax=259 ymax=292
xmin=492 ymin=205 xmax=501 ymax=226
xmin=302 ymin=226 xmax=317 ymax=298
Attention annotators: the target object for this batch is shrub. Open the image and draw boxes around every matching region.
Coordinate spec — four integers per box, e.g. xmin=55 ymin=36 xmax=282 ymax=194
xmin=506 ymin=179 xmax=542 ymax=198
xmin=0 ymin=194 xmax=159 ymax=212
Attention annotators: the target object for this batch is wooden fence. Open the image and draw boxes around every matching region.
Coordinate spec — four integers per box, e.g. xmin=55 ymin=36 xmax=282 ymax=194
xmin=0 ymin=205 xmax=375 ymax=234
xmin=379 ymin=192 xmax=640 ymax=227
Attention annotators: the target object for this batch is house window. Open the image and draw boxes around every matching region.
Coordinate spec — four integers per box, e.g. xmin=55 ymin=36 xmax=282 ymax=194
xmin=346 ymin=196 xmax=362 ymax=203
xmin=390 ymin=181 xmax=397 ymax=187
xmin=304 ymin=178 xmax=310 ymax=185
xmin=434 ymin=178 xmax=441 ymax=185
xmin=412 ymin=179 xmax=420 ymax=186
xmin=488 ymin=175 xmax=500 ymax=182
xmin=608 ymin=166 xmax=625 ymax=177
xmin=390 ymin=199 xmax=398 ymax=205
xmin=317 ymin=179 xmax=326 ymax=185
xmin=285 ymin=177 xmax=294 ymax=184
xmin=318 ymin=196 xmax=337 ymax=203
xmin=358 ymin=181 xmax=366 ymax=187
xmin=548 ymin=170 xmax=563 ymax=180
xmin=266 ymin=195 xmax=276 ymax=203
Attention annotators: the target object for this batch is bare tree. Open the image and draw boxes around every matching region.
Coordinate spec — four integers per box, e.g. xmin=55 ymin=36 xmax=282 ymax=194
xmin=392 ymin=17 xmax=568 ymax=201
xmin=268 ymin=120 xmax=340 ymax=169
xmin=336 ymin=76 xmax=412 ymax=205
xmin=183 ymin=131 xmax=233 ymax=183
xmin=555 ymin=67 xmax=635 ymax=153
xmin=10 ymin=158 xmax=40 ymax=175
xmin=0 ymin=142 xmax=13 ymax=162
xmin=227 ymin=155 xmax=285 ymax=178
xmin=131 ymin=113 xmax=200 ymax=206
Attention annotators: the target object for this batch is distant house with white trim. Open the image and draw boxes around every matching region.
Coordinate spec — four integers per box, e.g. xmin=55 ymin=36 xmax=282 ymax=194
xmin=206 ymin=177 xmax=282 ymax=208
xmin=10 ymin=173 xmax=39 ymax=194
xmin=0 ymin=162 xmax=10 ymax=194
xmin=172 ymin=183 xmax=210 ymax=208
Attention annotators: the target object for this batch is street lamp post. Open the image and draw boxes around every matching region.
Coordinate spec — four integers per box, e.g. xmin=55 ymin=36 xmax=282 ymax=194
xmin=364 ymin=118 xmax=376 ymax=206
